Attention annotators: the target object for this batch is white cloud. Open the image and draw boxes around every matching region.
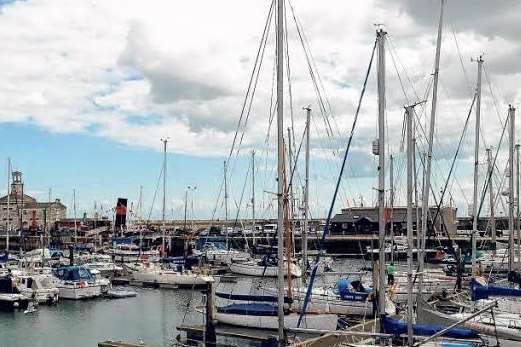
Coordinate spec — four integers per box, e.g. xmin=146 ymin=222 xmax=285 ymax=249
xmin=0 ymin=0 xmax=519 ymax=218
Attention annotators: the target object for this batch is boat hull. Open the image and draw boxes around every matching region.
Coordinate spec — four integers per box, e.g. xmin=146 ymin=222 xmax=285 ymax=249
xmin=229 ymin=262 xmax=301 ymax=278
xmin=0 ymin=294 xmax=29 ymax=311
xmin=58 ymin=285 xmax=102 ymax=300
xmin=131 ymin=271 xmax=211 ymax=288
xmin=216 ymin=311 xmax=337 ymax=330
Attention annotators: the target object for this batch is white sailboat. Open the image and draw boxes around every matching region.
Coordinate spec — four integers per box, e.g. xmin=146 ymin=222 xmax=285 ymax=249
xmin=127 ymin=262 xmax=212 ymax=288
xmin=229 ymin=256 xmax=302 ymax=278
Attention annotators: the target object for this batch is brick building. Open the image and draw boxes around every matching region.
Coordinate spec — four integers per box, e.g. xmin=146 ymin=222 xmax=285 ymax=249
xmin=0 ymin=171 xmax=66 ymax=231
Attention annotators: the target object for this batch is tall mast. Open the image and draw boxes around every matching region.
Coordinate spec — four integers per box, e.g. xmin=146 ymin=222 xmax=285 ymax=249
xmin=5 ymin=159 xmax=10 ymax=252
xmin=161 ymin=138 xmax=168 ymax=256
xmin=303 ymin=106 xmax=311 ymax=273
xmin=514 ymin=145 xmax=521 ymax=262
xmin=252 ymin=150 xmax=256 ymax=246
xmin=508 ymin=105 xmax=516 ymax=272
xmin=471 ymin=55 xmax=483 ymax=275
xmin=138 ymin=185 xmax=143 ymax=255
xmin=276 ymin=0 xmax=285 ymax=343
xmin=420 ymin=0 xmax=444 ymax=294
xmin=73 ymin=189 xmax=77 ymax=246
xmin=376 ymin=28 xmax=387 ymax=316
xmin=486 ymin=148 xmax=496 ymax=252
xmin=390 ymin=154 xmax=395 ymax=264
xmin=184 ymin=189 xmax=188 ymax=232
xmin=287 ymin=127 xmax=295 ymax=256
xmin=405 ymin=105 xmax=414 ymax=347
xmin=224 ymin=160 xmax=229 ymax=249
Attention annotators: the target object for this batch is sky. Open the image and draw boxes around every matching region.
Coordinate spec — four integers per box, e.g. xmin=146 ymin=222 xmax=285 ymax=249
xmin=0 ymin=0 xmax=520 ymax=221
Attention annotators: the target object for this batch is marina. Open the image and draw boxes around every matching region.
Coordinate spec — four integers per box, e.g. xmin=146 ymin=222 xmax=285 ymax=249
xmin=2 ymin=0 xmax=521 ymax=346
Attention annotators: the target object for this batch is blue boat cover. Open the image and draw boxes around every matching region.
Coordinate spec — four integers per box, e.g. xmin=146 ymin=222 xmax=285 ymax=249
xmin=217 ymin=303 xmax=288 ymax=316
xmin=215 ymin=292 xmax=293 ymax=303
xmin=336 ymin=279 xmax=371 ymax=301
xmin=381 ymin=316 xmax=479 ymax=339
xmin=52 ymin=266 xmax=95 ymax=282
xmin=469 ymin=278 xmax=521 ymax=301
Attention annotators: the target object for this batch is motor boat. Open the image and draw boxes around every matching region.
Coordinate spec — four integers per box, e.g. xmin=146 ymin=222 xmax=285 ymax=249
xmin=0 ymin=275 xmax=29 ymax=311
xmin=52 ymin=265 xmax=101 ymax=300
xmin=14 ymin=273 xmax=59 ymax=304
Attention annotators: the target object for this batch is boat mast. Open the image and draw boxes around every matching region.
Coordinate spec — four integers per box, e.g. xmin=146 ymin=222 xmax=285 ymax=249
xmin=405 ymin=105 xmax=414 ymax=347
xmin=184 ymin=189 xmax=188 ymax=232
xmin=138 ymin=185 xmax=143 ymax=256
xmin=508 ymin=105 xmax=516 ymax=272
xmin=486 ymin=148 xmax=496 ymax=252
xmin=73 ymin=189 xmax=77 ymax=246
xmin=303 ymin=106 xmax=311 ymax=274
xmin=161 ymin=138 xmax=168 ymax=257
xmin=252 ymin=150 xmax=256 ymax=246
xmin=224 ymin=160 xmax=229 ymax=249
xmin=376 ymin=27 xmax=387 ymax=316
xmin=471 ymin=55 xmax=483 ymax=275
xmin=276 ymin=0 xmax=285 ymax=343
xmin=5 ymin=158 xmax=10 ymax=252
xmin=516 ymin=144 xmax=521 ymax=262
xmin=287 ymin=127 xmax=295 ymax=256
xmin=390 ymin=154 xmax=395 ymax=264
xmin=420 ymin=0 xmax=444 ymax=294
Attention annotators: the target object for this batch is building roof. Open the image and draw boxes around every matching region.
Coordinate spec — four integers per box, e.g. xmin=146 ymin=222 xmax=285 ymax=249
xmin=332 ymin=206 xmax=456 ymax=224
xmin=0 ymin=193 xmax=36 ymax=204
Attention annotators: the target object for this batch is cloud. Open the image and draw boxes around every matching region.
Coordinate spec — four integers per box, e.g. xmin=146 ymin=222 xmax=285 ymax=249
xmin=0 ymin=0 xmax=519 ymax=218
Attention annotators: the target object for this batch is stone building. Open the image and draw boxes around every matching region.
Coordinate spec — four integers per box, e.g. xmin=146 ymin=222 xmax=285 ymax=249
xmin=0 ymin=171 xmax=66 ymax=231
xmin=330 ymin=205 xmax=458 ymax=237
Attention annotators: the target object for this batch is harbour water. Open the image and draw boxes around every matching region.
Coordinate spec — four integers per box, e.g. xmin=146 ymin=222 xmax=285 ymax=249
xmin=0 ymin=259 xmax=367 ymax=347
xmin=0 ymin=286 xmax=203 ymax=347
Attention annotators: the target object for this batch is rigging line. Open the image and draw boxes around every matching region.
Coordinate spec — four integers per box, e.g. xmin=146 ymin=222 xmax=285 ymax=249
xmin=449 ymin=22 xmax=473 ymax=96
xmin=477 ymin=110 xmax=509 ymax=218
xmin=283 ymin=0 xmax=296 ymax=154
xmin=287 ymin=0 xmax=336 ymax=143
xmin=483 ymin=64 xmax=506 ymax=128
xmin=387 ymin=35 xmax=422 ymax=103
xmin=231 ymin=159 xmax=252 ymax=235
xmin=146 ymin=164 xmax=164 ymax=222
xmin=212 ymin=0 xmax=274 ymax=222
xmin=412 ymin=93 xmax=472 ymax=206
xmin=297 ymin=37 xmax=377 ymax=328
xmin=289 ymin=0 xmax=340 ymax=140
xmin=227 ymin=0 xmax=275 ymax=160
xmin=431 ymin=92 xmax=476 ymax=226
xmin=234 ymin=7 xmax=273 ymax=161
xmin=387 ymin=38 xmax=411 ymax=106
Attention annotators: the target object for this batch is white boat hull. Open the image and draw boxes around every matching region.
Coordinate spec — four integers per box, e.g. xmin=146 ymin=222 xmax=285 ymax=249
xmin=58 ymin=285 xmax=101 ymax=300
xmin=229 ymin=262 xmax=301 ymax=278
xmin=216 ymin=312 xmax=337 ymax=330
xmin=131 ymin=270 xmax=212 ymax=287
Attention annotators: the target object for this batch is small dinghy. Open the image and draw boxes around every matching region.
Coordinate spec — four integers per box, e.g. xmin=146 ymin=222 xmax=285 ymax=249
xmin=106 ymin=289 xmax=137 ymax=299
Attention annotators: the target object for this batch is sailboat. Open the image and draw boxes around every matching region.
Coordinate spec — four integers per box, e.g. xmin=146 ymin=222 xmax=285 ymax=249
xmin=229 ymin=254 xmax=302 ymax=278
xmin=128 ymin=139 xmax=214 ymax=288
xmin=214 ymin=0 xmax=338 ymax=335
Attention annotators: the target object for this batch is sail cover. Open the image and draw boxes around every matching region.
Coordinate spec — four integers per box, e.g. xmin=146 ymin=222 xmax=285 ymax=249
xmin=381 ymin=316 xmax=479 ymax=339
xmin=470 ymin=277 xmax=521 ymax=301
